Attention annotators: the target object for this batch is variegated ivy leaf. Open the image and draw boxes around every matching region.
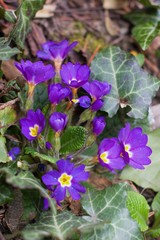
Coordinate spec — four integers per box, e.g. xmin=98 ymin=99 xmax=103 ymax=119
xmin=0 ymin=39 xmax=20 ymax=60
xmin=22 ymin=211 xmax=86 ymax=240
xmin=0 ymin=135 xmax=9 ymax=163
xmin=91 ymin=46 xmax=160 ymax=118
xmin=125 ymin=8 xmax=160 ymax=50
xmin=80 ymin=183 xmax=143 ymax=240
xmin=9 ymin=0 xmax=45 ymax=48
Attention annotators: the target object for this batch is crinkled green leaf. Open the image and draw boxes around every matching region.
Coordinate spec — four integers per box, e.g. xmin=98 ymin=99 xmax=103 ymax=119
xmin=0 ymin=105 xmax=17 ymax=135
xmin=0 ymin=40 xmax=20 ymax=60
xmin=25 ymin=147 xmax=56 ymax=164
xmin=147 ymin=192 xmax=160 ymax=237
xmin=0 ymin=184 xmax=13 ymax=205
xmin=9 ymin=0 xmax=45 ymax=48
xmin=0 ymin=7 xmax=17 ymax=23
xmin=22 ymin=211 xmax=85 ymax=240
xmin=126 ymin=9 xmax=160 ymax=50
xmin=60 ymin=126 xmax=87 ymax=154
xmin=0 ymin=135 xmax=9 ymax=163
xmin=80 ymin=183 xmax=143 ymax=240
xmin=126 ymin=191 xmax=149 ymax=232
xmin=91 ymin=46 xmax=160 ymax=118
xmin=120 ymin=128 xmax=160 ymax=192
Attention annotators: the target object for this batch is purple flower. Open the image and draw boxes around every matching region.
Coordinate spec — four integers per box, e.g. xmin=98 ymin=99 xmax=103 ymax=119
xmin=98 ymin=138 xmax=126 ymax=173
xmin=60 ymin=62 xmax=90 ymax=88
xmin=82 ymin=80 xmax=111 ymax=100
xmin=46 ymin=141 xmax=52 ymax=150
xmin=118 ymin=123 xmax=152 ymax=169
xmin=15 ymin=60 xmax=55 ymax=85
xmin=48 ymin=83 xmax=71 ymax=105
xmin=20 ymin=109 xmax=45 ymax=140
xmin=8 ymin=147 xmax=20 ymax=160
xmin=37 ymin=40 xmax=78 ymax=61
xmin=42 ymin=159 xmax=89 ymax=202
xmin=49 ymin=112 xmax=68 ymax=133
xmin=92 ymin=116 xmax=106 ymax=136
xmin=72 ymin=96 xmax=91 ymax=108
xmin=91 ymin=99 xmax=104 ymax=111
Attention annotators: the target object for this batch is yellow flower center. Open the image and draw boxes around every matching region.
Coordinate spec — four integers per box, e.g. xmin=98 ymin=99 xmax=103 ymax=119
xmin=29 ymin=124 xmax=39 ymax=137
xmin=124 ymin=144 xmax=132 ymax=157
xmin=58 ymin=173 xmax=73 ymax=187
xmin=100 ymin=151 xmax=110 ymax=164
xmin=72 ymin=98 xmax=79 ymax=103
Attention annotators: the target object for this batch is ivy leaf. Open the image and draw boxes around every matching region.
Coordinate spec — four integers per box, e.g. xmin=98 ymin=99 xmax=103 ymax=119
xmin=0 ymin=105 xmax=17 ymax=135
xmin=126 ymin=9 xmax=160 ymax=50
xmin=147 ymin=192 xmax=160 ymax=238
xmin=120 ymin=128 xmax=160 ymax=192
xmin=126 ymin=191 xmax=149 ymax=232
xmin=80 ymin=183 xmax=143 ymax=240
xmin=60 ymin=126 xmax=87 ymax=154
xmin=33 ymin=83 xmax=49 ymax=110
xmin=0 ymin=184 xmax=13 ymax=205
xmin=25 ymin=147 xmax=56 ymax=164
xmin=91 ymin=46 xmax=160 ymax=118
xmin=22 ymin=211 xmax=85 ymax=240
xmin=9 ymin=0 xmax=45 ymax=48
xmin=0 ymin=135 xmax=9 ymax=163
xmin=0 ymin=40 xmax=20 ymax=60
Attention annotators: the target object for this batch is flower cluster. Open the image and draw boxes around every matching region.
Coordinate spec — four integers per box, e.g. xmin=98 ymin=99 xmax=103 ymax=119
xmin=98 ymin=123 xmax=152 ymax=173
xmin=16 ymin=39 xmax=152 ymax=206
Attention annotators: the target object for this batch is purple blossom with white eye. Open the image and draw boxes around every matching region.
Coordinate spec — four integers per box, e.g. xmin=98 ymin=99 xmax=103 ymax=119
xmin=37 ymin=40 xmax=78 ymax=61
xmin=49 ymin=112 xmax=68 ymax=133
xmin=15 ymin=60 xmax=55 ymax=85
xmin=20 ymin=109 xmax=45 ymax=141
xmin=48 ymin=83 xmax=71 ymax=105
xmin=8 ymin=147 xmax=20 ymax=160
xmin=98 ymin=138 xmax=126 ymax=173
xmin=42 ymin=159 xmax=89 ymax=202
xmin=72 ymin=96 xmax=91 ymax=108
xmin=118 ymin=123 xmax=152 ymax=169
xmin=92 ymin=116 xmax=106 ymax=136
xmin=82 ymin=80 xmax=111 ymax=100
xmin=60 ymin=62 xmax=90 ymax=88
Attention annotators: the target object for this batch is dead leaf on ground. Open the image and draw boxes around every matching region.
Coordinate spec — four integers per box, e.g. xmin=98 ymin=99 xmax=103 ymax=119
xmin=1 ymin=59 xmax=20 ymax=81
xmin=104 ymin=10 xmax=120 ymax=36
xmin=35 ymin=3 xmax=56 ymax=18
xmin=88 ymin=172 xmax=112 ymax=190
xmin=103 ymin=0 xmax=128 ymax=9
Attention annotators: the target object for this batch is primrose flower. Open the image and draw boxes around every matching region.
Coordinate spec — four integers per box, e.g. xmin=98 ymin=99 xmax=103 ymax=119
xmin=98 ymin=138 xmax=126 ymax=173
xmin=20 ymin=109 xmax=45 ymax=140
xmin=37 ymin=40 xmax=78 ymax=61
xmin=8 ymin=147 xmax=20 ymax=160
xmin=82 ymin=80 xmax=111 ymax=111
xmin=72 ymin=96 xmax=91 ymax=108
xmin=45 ymin=141 xmax=52 ymax=150
xmin=42 ymin=159 xmax=89 ymax=202
xmin=49 ymin=112 xmax=68 ymax=133
xmin=48 ymin=83 xmax=71 ymax=105
xmin=60 ymin=62 xmax=90 ymax=88
xmin=92 ymin=116 xmax=106 ymax=136
xmin=15 ymin=60 xmax=55 ymax=85
xmin=118 ymin=123 xmax=152 ymax=169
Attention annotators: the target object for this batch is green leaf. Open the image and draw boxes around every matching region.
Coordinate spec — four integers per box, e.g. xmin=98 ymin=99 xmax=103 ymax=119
xmin=0 ymin=184 xmax=13 ymax=205
xmin=0 ymin=7 xmax=17 ymax=23
xmin=134 ymin=54 xmax=145 ymax=67
xmin=80 ymin=183 xmax=143 ymax=240
xmin=120 ymin=128 xmax=160 ymax=192
xmin=0 ymin=168 xmax=56 ymax=214
xmin=22 ymin=211 xmax=85 ymax=240
xmin=147 ymin=192 xmax=160 ymax=237
xmin=9 ymin=0 xmax=45 ymax=48
xmin=126 ymin=191 xmax=149 ymax=232
xmin=33 ymin=83 xmax=49 ymax=110
xmin=60 ymin=126 xmax=87 ymax=154
xmin=0 ymin=40 xmax=20 ymax=60
xmin=0 ymin=105 xmax=17 ymax=135
xmin=126 ymin=9 xmax=160 ymax=50
xmin=25 ymin=147 xmax=56 ymax=164
xmin=91 ymin=46 xmax=160 ymax=118
xmin=0 ymin=135 xmax=9 ymax=163
xmin=139 ymin=0 xmax=160 ymax=6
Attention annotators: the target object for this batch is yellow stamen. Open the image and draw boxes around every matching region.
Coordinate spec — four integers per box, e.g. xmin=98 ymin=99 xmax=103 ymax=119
xmin=72 ymin=98 xmax=79 ymax=103
xmin=58 ymin=173 xmax=72 ymax=187
xmin=124 ymin=144 xmax=132 ymax=157
xmin=29 ymin=124 xmax=39 ymax=137
xmin=100 ymin=152 xmax=110 ymax=164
